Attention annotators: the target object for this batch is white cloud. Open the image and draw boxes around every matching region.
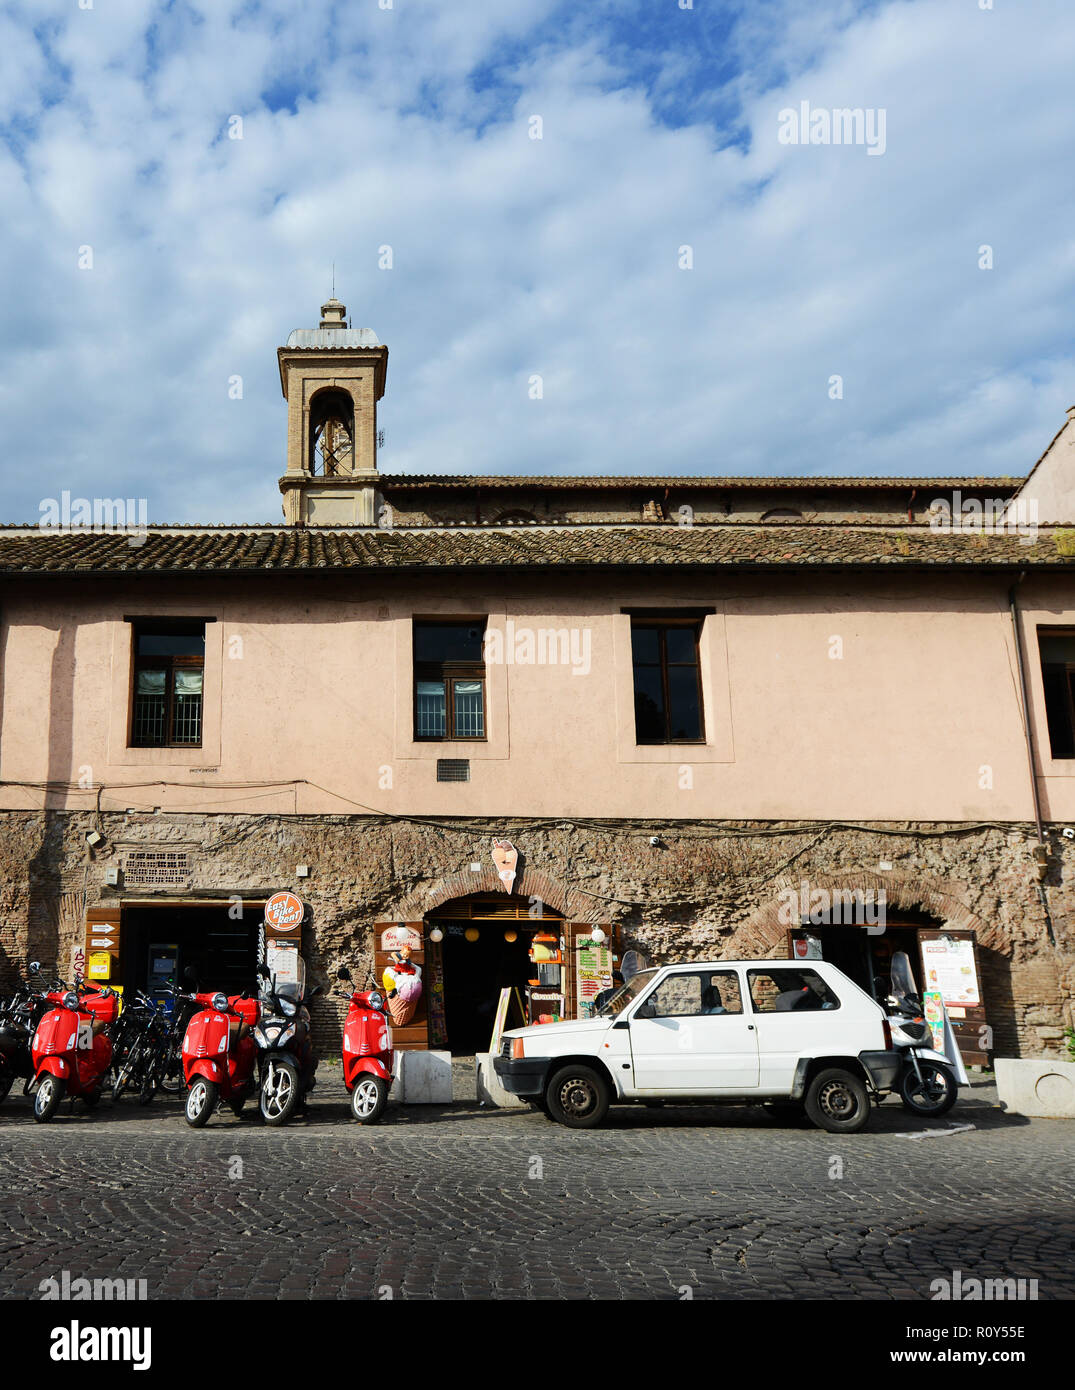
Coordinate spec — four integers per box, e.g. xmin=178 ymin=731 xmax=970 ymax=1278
xmin=0 ymin=0 xmax=1072 ymax=524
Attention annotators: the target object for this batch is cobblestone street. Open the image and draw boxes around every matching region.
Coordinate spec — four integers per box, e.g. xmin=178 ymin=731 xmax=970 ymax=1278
xmin=1 ymin=1073 xmax=1072 ymax=1302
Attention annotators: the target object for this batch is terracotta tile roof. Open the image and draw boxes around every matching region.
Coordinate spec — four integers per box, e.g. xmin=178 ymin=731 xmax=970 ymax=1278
xmin=0 ymin=522 xmax=1069 ymax=575
xmin=378 ymin=474 xmax=1022 ymax=492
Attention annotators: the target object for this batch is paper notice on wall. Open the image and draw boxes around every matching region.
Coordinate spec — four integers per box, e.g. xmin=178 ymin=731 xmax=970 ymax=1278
xmin=921 ymin=937 xmax=980 ymax=1007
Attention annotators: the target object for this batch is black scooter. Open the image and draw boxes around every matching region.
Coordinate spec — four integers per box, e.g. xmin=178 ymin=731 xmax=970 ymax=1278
xmin=0 ymin=963 xmax=53 ymax=1106
xmin=252 ymin=962 xmax=321 ymax=1125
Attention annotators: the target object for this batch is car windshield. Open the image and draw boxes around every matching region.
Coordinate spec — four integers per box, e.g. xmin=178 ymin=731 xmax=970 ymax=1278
xmin=594 ymin=969 xmax=657 ymax=1017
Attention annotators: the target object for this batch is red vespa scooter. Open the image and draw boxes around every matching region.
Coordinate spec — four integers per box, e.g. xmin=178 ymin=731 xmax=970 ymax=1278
xmin=30 ymin=980 xmax=118 ymax=1122
xmin=182 ymin=990 xmax=259 ymax=1127
xmin=336 ymin=967 xmax=394 ymax=1123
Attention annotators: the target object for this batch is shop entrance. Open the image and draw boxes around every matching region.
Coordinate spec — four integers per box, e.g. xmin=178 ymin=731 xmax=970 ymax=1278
xmin=121 ymin=904 xmax=260 ymax=1002
xmin=429 ymin=895 xmax=565 ymax=1055
xmin=788 ymin=910 xmax=990 ymax=1065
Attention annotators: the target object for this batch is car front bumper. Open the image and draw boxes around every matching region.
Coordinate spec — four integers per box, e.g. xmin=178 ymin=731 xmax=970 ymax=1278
xmin=493 ymin=1056 xmax=549 ymax=1097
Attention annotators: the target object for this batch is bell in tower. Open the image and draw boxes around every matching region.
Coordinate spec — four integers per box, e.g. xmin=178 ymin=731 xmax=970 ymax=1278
xmin=277 ymin=298 xmax=389 ymax=525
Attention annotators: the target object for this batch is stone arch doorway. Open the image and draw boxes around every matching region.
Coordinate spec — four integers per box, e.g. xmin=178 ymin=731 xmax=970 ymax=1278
xmin=426 ymin=892 xmax=565 ymax=1055
xmin=728 ymin=872 xmax=999 ymax=1065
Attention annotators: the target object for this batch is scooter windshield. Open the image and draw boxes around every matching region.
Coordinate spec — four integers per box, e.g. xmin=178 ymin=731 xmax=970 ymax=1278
xmin=890 ymin=950 xmax=918 ymax=1002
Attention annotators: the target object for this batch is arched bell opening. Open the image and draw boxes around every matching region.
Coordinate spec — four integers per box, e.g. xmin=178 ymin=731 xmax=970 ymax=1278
xmin=308 ymin=387 xmax=355 ymax=476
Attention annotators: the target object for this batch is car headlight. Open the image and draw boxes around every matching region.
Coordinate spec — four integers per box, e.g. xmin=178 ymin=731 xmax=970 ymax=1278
xmin=279 ymin=998 xmax=297 ymax=1017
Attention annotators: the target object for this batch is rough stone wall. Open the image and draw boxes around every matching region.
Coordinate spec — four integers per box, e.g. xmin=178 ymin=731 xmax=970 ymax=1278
xmin=1 ymin=810 xmax=1072 ymax=1059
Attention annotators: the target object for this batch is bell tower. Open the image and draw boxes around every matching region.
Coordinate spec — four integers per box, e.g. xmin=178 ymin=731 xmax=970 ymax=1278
xmin=277 ymin=298 xmax=389 ymax=525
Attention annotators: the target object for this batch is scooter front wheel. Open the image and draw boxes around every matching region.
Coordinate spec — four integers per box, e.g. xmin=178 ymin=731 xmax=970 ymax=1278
xmin=260 ymin=1058 xmax=300 ymax=1126
xmin=185 ymin=1077 xmax=218 ymax=1128
xmin=900 ymin=1060 xmax=957 ymax=1116
xmin=33 ymin=1074 xmax=65 ymax=1123
xmin=351 ymin=1075 xmax=388 ymax=1123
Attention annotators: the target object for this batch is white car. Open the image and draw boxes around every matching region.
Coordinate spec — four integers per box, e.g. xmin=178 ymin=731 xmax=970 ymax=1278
xmin=494 ymin=959 xmax=903 ymax=1132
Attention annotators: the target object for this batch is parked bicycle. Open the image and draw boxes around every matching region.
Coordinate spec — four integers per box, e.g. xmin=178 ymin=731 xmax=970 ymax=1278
xmin=111 ymin=991 xmax=170 ymax=1104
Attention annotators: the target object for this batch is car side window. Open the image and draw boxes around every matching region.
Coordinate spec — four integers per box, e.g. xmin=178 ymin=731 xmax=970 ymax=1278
xmin=644 ymin=971 xmax=743 ymax=1018
xmin=748 ymin=969 xmax=840 ymax=1013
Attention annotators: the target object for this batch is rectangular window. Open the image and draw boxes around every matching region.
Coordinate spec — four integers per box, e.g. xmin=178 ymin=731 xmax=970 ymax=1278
xmin=631 ymin=620 xmax=704 ymax=743
xmin=1038 ymin=630 xmax=1075 ymax=759
xmin=414 ymin=620 xmax=487 ymax=741
xmin=747 ymin=969 xmax=840 ymax=1013
xmin=130 ymin=621 xmax=205 ymax=748
xmin=642 ymin=971 xmax=743 ymax=1017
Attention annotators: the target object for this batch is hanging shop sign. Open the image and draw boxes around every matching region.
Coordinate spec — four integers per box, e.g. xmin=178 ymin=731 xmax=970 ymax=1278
xmin=263 ymin=891 xmax=305 ymax=935
xmin=920 ymin=936 xmax=980 ymax=1008
xmin=491 ymin=840 xmax=518 ymax=893
xmin=381 ymin=924 xmax=423 ymax=953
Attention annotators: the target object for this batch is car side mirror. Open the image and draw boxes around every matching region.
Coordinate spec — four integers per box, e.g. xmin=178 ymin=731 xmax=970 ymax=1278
xmin=635 ymin=1001 xmax=656 ymax=1020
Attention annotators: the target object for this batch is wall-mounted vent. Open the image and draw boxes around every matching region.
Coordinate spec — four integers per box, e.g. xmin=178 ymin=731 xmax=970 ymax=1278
xmin=124 ymin=850 xmax=191 ymax=886
xmin=436 ymin=759 xmax=470 ymax=783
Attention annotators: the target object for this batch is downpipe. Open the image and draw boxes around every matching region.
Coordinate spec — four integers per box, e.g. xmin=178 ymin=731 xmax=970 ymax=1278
xmin=1008 ymin=575 xmax=1057 ymax=945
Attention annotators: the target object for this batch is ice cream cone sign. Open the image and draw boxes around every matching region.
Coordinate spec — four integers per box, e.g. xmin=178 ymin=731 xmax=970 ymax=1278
xmin=492 ymin=840 xmax=518 ymax=893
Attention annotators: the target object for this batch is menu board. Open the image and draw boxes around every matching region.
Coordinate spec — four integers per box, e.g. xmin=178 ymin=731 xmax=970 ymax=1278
xmin=576 ymin=938 xmax=614 ymax=1019
xmin=920 ymin=937 xmax=980 ymax=1008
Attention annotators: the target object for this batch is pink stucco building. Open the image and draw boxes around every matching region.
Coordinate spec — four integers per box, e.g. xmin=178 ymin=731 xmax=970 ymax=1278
xmin=2 ymin=300 xmax=1073 ymax=1060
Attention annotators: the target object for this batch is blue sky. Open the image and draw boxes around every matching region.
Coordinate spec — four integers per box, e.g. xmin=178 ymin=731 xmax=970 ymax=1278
xmin=0 ymin=0 xmax=1073 ymax=524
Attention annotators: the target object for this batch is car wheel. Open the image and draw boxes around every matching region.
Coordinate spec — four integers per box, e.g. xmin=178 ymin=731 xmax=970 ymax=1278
xmin=804 ymin=1068 xmax=871 ymax=1134
xmin=546 ymin=1065 xmax=610 ymax=1129
xmin=900 ymin=1061 xmax=957 ymax=1116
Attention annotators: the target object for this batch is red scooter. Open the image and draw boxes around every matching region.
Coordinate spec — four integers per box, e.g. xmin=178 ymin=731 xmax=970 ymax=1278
xmin=181 ymin=990 xmax=259 ymax=1127
xmin=336 ymin=967 xmax=394 ymax=1123
xmin=30 ymin=980 xmax=118 ymax=1122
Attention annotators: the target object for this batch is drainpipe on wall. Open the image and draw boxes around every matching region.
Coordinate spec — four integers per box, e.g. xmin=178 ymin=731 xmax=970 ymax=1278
xmin=1008 ymin=573 xmax=1057 ymax=945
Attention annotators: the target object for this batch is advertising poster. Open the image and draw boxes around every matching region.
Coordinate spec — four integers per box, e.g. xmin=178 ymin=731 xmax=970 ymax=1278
xmin=576 ymin=937 xmax=614 ymax=1020
xmin=920 ymin=937 xmax=980 ymax=1007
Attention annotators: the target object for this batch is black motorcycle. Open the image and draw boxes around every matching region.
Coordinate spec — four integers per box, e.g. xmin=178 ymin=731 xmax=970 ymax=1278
xmin=253 ymin=962 xmax=321 ymax=1125
xmin=0 ymin=963 xmax=53 ymax=1105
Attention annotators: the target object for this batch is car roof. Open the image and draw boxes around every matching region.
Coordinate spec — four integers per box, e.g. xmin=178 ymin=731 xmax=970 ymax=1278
xmin=654 ymin=960 xmax=839 ymax=970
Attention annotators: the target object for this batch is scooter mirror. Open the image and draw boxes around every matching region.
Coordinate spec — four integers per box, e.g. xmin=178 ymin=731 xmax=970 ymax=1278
xmin=182 ymin=966 xmax=198 ymax=985
xmin=336 ymin=967 xmax=352 ymax=982
xmin=29 ymin=961 xmax=41 ymax=973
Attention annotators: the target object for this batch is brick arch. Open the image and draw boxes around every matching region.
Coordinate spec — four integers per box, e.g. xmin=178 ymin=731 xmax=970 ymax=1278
xmin=726 ymin=871 xmax=1002 ymax=958
xmin=393 ymin=866 xmax=602 ymax=924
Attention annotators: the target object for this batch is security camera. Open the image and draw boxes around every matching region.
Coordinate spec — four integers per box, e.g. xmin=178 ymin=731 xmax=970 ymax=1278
xmin=1063 ymin=828 xmax=1075 ymax=840
xmin=649 ymin=836 xmax=662 ymax=847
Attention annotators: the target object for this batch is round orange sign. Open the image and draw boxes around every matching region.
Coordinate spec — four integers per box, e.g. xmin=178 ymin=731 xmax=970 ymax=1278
xmin=264 ymin=892 xmax=304 ymax=933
